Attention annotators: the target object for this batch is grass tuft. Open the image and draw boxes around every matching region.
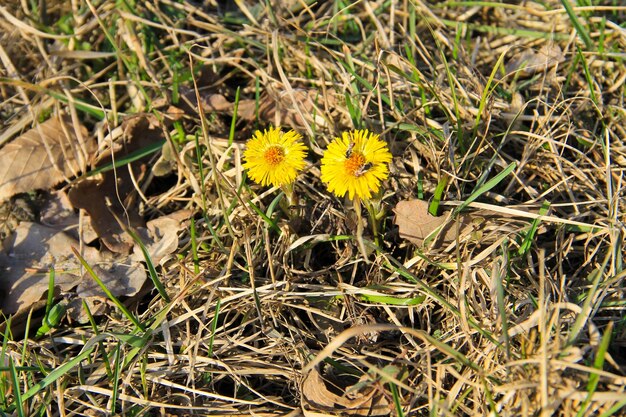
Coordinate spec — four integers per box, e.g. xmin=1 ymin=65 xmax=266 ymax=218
xmin=0 ymin=1 xmax=624 ymax=415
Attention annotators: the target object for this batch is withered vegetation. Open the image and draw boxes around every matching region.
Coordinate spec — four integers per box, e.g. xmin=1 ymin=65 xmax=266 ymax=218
xmin=0 ymin=1 xmax=625 ymax=416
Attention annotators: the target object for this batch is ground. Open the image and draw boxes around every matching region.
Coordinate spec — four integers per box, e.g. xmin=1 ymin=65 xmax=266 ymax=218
xmin=0 ymin=1 xmax=625 ymax=416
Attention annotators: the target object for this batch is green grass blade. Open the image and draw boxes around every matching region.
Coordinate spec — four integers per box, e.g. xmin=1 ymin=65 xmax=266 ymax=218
xmin=429 ymin=175 xmax=448 ymax=216
xmin=82 ymin=300 xmax=113 ymax=379
xmin=21 ymin=343 xmax=96 ymax=402
xmin=438 ymin=19 xmax=570 ymax=41
xmin=518 ymin=201 xmax=550 ymax=256
xmin=125 ymin=227 xmax=171 ymax=303
xmin=598 ymin=399 xmax=626 ymax=417
xmin=35 ymin=304 xmax=65 ymax=338
xmin=473 ymin=50 xmax=507 ymax=137
xmin=577 ymin=322 xmax=613 ymax=417
xmin=559 ymin=0 xmax=593 ymax=50
xmin=228 ymin=86 xmax=240 ymax=146
xmin=190 ymin=217 xmax=200 ymax=275
xmin=71 ymin=247 xmax=145 ymax=332
xmin=207 ymin=299 xmax=221 ymax=359
xmin=455 ymin=162 xmax=517 ymax=214
xmin=82 ymin=139 xmax=166 ymax=179
xmin=9 ymin=357 xmax=24 ymax=417
xmin=35 ymin=268 xmax=64 ymax=337
xmin=389 ymin=381 xmax=405 ymax=417
xmin=568 ymin=253 xmax=611 ymax=345
xmin=576 ymin=45 xmax=599 ymax=105
xmin=110 ymin=342 xmax=122 ymax=415
xmin=358 ymin=292 xmax=426 ymax=306
xmin=247 ymin=199 xmax=280 ymax=234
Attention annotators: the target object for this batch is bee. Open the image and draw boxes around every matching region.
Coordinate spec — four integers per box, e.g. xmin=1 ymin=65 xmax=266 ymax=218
xmin=354 ymin=162 xmax=373 ymax=177
xmin=345 ymin=141 xmax=356 ymax=158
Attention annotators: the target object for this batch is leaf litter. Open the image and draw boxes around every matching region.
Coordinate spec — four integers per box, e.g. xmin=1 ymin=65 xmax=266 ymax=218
xmin=0 ymin=115 xmax=93 ymax=202
xmin=0 ymin=111 xmax=188 ymax=317
xmin=0 ymin=1 xmax=625 ymax=416
xmin=0 ymin=205 xmax=188 ymax=315
xmin=68 ymin=114 xmax=164 ymax=253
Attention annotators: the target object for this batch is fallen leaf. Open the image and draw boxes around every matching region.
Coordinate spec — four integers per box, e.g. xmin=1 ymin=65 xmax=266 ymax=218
xmin=0 ymin=116 xmax=93 ymax=201
xmin=245 ymin=89 xmax=336 ymax=130
xmin=131 ymin=210 xmax=191 ymax=265
xmin=301 ymin=367 xmax=343 ymax=411
xmin=505 ymin=44 xmax=565 ymax=77
xmin=301 ymin=367 xmax=391 ymax=417
xmin=68 ymin=115 xmax=162 ymax=253
xmin=0 ymin=222 xmax=101 ymax=314
xmin=152 ymin=141 xmax=177 ymax=177
xmin=180 ymin=88 xmax=333 ymax=131
xmin=393 ymin=200 xmax=478 ymax=247
xmin=394 ymin=200 xmax=546 ymax=249
xmin=66 ymin=296 xmax=108 ymax=323
xmin=39 ymin=190 xmax=77 ymax=229
xmin=0 ymin=206 xmax=188 ymax=315
xmin=39 ymin=190 xmax=98 ymax=243
xmin=76 ymin=263 xmax=146 ymax=298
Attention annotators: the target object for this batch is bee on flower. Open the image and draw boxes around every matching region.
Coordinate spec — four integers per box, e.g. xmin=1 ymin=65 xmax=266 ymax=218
xmin=320 ymin=129 xmax=392 ymax=201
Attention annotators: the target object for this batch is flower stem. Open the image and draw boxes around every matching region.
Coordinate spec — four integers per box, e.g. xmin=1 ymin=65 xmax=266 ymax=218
xmin=366 ymin=200 xmax=381 ymax=248
xmin=354 ymin=197 xmax=368 ymax=260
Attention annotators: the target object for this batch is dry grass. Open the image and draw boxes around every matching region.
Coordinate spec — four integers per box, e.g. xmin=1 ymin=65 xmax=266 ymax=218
xmin=1 ymin=1 xmax=625 ymax=416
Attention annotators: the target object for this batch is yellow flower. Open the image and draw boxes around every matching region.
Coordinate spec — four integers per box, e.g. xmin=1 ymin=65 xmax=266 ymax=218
xmin=243 ymin=127 xmax=308 ymax=187
xmin=320 ymin=129 xmax=392 ymax=200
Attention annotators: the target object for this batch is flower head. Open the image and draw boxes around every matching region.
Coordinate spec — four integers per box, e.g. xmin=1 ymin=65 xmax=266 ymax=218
xmin=243 ymin=127 xmax=308 ymax=187
xmin=320 ymin=129 xmax=392 ymax=200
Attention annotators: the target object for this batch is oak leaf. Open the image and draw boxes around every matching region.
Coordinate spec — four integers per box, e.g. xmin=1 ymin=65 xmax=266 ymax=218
xmin=0 ymin=116 xmax=92 ymax=201
xmin=393 ymin=199 xmax=477 ymax=247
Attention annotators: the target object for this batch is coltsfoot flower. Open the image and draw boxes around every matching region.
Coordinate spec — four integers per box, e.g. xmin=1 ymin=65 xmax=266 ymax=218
xmin=243 ymin=127 xmax=308 ymax=187
xmin=320 ymin=129 xmax=392 ymax=200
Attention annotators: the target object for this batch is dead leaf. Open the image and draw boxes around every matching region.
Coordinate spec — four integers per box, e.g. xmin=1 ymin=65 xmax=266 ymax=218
xmin=0 ymin=116 xmax=93 ymax=201
xmin=0 ymin=206 xmax=187 ymax=315
xmin=301 ymin=367 xmax=391 ymax=417
xmin=76 ymin=263 xmax=146 ymax=298
xmin=301 ymin=367 xmax=343 ymax=411
xmin=131 ymin=210 xmax=191 ymax=265
xmin=178 ymin=90 xmax=232 ymax=115
xmin=68 ymin=115 xmax=162 ymax=253
xmin=393 ymin=200 xmax=478 ymax=247
xmin=39 ymin=190 xmax=98 ymax=243
xmin=239 ymin=89 xmax=332 ymax=130
xmin=505 ymin=44 xmax=565 ymax=77
xmin=0 ymin=222 xmax=101 ymax=314
xmin=394 ymin=200 xmax=545 ymax=249
xmin=152 ymin=141 xmax=177 ymax=177
xmin=39 ymin=190 xmax=78 ymax=229
xmin=180 ymin=88 xmax=333 ymax=131
xmin=66 ymin=296 xmax=108 ymax=323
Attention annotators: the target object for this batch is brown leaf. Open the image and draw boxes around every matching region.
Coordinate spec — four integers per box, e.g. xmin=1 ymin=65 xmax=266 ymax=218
xmin=152 ymin=141 xmax=176 ymax=177
xmin=68 ymin=115 xmax=161 ymax=253
xmin=178 ymin=90 xmax=232 ymax=115
xmin=0 ymin=222 xmax=148 ymax=315
xmin=130 ymin=210 xmax=191 ymax=265
xmin=0 ymin=211 xmax=186 ymax=316
xmin=180 ymin=88 xmax=333 ymax=131
xmin=239 ymin=89 xmax=333 ymax=130
xmin=505 ymin=44 xmax=565 ymax=77
xmin=40 ymin=190 xmax=98 ymax=243
xmin=393 ymin=200 xmax=477 ymax=247
xmin=0 ymin=116 xmax=92 ymax=201
xmin=301 ymin=367 xmax=390 ymax=417
xmin=0 ymin=222 xmax=91 ymax=314
xmin=76 ymin=263 xmax=146 ymax=298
